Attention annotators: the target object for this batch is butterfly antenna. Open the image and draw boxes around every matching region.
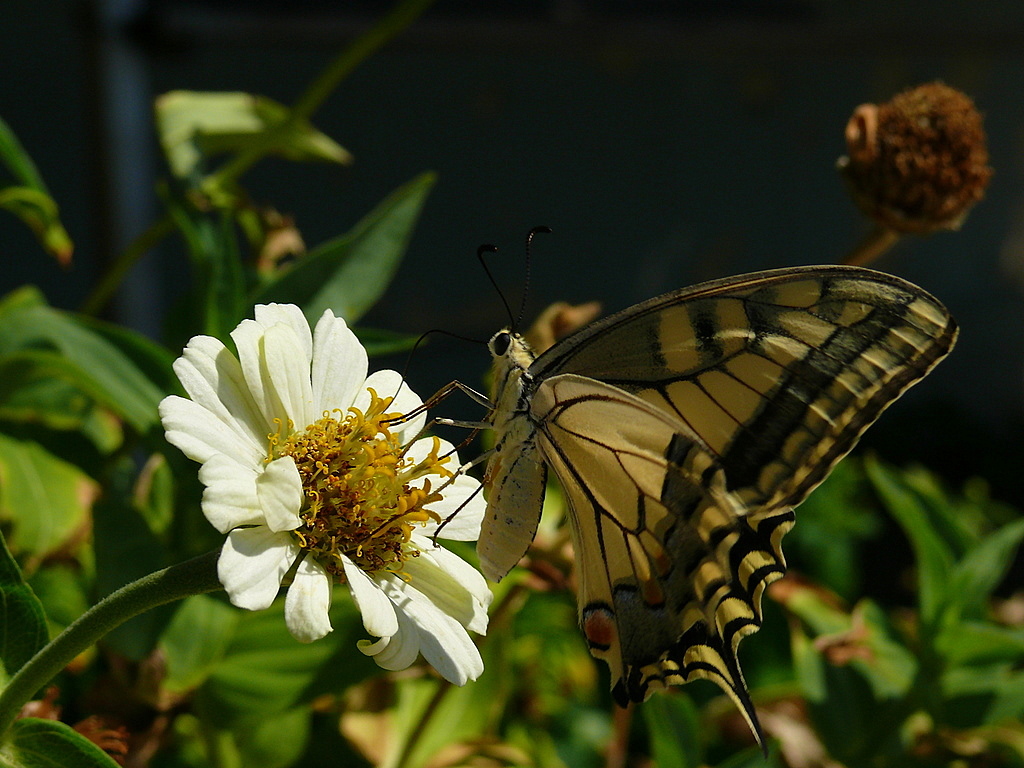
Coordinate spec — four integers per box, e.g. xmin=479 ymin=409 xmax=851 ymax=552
xmin=401 ymin=328 xmax=487 ymax=379
xmin=516 ymin=225 xmax=551 ymax=330
xmin=476 ymin=243 xmax=516 ymax=329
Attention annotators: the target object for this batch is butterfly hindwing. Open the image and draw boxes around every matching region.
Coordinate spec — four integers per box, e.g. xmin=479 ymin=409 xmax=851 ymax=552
xmin=531 ymin=374 xmax=790 ymax=740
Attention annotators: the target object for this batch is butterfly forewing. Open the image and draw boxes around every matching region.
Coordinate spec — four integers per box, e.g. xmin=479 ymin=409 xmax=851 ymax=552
xmin=529 ymin=266 xmax=957 ymax=510
xmin=481 ymin=265 xmax=957 ymax=742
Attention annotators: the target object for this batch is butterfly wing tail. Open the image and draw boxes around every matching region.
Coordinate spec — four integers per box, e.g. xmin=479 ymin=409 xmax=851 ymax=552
xmin=613 ymin=621 xmax=767 ymax=748
xmin=610 ymin=487 xmax=796 ymax=748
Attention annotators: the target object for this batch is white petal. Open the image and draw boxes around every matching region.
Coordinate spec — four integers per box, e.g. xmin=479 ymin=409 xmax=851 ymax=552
xmin=357 ymin=608 xmax=420 ymax=672
xmin=376 ymin=574 xmax=484 ymax=685
xmin=173 ymin=335 xmax=268 ymax=455
xmin=355 ymin=370 xmax=426 ymax=439
xmin=341 ymin=555 xmax=398 ymax=638
xmin=310 ymin=311 xmax=367 ymax=416
xmin=231 ymin=319 xmax=273 ymax=426
xmin=419 ymin=473 xmax=486 ymax=541
xmin=284 ymin=556 xmax=333 ymax=642
xmin=256 ymin=456 xmax=304 ymax=532
xmin=263 ymin=322 xmax=314 ymax=430
xmin=161 ymin=395 xmax=261 ymax=468
xmin=254 ymin=304 xmax=313 ymax=364
xmin=198 ymin=454 xmax=263 ymax=533
xmin=402 ymin=543 xmax=491 ymax=634
xmin=218 ymin=527 xmax=298 ymax=610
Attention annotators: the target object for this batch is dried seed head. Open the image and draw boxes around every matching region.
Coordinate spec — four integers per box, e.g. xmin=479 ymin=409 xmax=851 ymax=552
xmin=838 ymin=82 xmax=992 ymax=234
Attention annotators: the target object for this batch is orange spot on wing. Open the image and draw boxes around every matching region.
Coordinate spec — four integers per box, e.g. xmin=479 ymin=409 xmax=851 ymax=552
xmin=582 ymin=606 xmax=617 ymax=651
xmin=641 ymin=577 xmax=665 ymax=607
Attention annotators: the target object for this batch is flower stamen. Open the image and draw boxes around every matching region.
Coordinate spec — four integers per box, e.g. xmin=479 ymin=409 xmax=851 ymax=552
xmin=278 ymin=389 xmax=452 ymax=580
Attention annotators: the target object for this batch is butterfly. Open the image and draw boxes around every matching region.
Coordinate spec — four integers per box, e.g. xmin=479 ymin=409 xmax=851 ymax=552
xmin=473 ymin=264 xmax=957 ymax=743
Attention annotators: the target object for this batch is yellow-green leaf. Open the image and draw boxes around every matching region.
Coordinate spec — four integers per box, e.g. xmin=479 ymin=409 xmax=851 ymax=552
xmin=0 ymin=435 xmax=95 ymax=559
xmin=155 ymin=90 xmax=351 ymax=182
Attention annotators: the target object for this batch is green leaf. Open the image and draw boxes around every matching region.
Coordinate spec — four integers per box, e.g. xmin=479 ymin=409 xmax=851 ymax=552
xmin=92 ymin=458 xmax=172 ymax=660
xmin=504 ymin=723 xmax=568 ymax=768
xmin=787 ymin=459 xmax=881 ymax=599
xmin=981 ymin=670 xmax=1024 ymax=725
xmin=945 ymin=519 xmax=1024 ymax=625
xmin=853 ymin=601 xmax=918 ymax=699
xmin=864 ymin=457 xmax=954 ymax=630
xmin=0 ymin=434 xmax=95 ymax=559
xmin=792 ymin=627 xmax=907 ymax=765
xmin=940 ymin=665 xmax=1024 ymax=727
xmin=163 ymin=194 xmax=248 ymax=340
xmin=0 ymin=530 xmax=48 ymax=685
xmin=0 ymin=118 xmax=48 ymax=188
xmin=783 ymin=587 xmax=916 ymax=700
xmin=0 ymin=718 xmax=120 ymax=768
xmin=641 ymin=693 xmax=702 ymax=768
xmin=132 ymin=454 xmax=175 ymax=536
xmin=714 ymin=743 xmax=784 ymax=768
xmin=0 ymin=287 xmax=44 ymax=315
xmin=77 ymin=317 xmax=178 ymax=396
xmin=26 ymin=565 xmax=89 ymax=636
xmin=160 ymin=594 xmax=239 ymax=694
xmin=0 ymin=116 xmax=73 ymax=263
xmin=507 ymin=589 xmax=600 ymax=713
xmin=253 ymin=172 xmax=436 ymax=324
xmin=936 ymin=622 xmax=1024 ymax=667
xmin=155 ymin=90 xmax=351 ymax=183
xmin=0 ymin=353 xmax=122 ymax=454
xmin=195 ymin=590 xmax=372 ymax=727
xmin=234 ymin=708 xmax=312 ymax=768
xmin=901 ymin=465 xmax=979 ymax=558
xmin=0 ymin=298 xmax=164 ymax=440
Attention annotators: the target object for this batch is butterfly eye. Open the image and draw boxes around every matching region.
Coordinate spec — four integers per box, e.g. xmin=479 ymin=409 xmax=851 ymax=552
xmin=489 ymin=331 xmax=512 ymax=357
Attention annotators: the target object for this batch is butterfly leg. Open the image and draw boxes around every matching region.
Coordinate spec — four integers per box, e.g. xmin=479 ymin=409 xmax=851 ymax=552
xmin=383 ymin=380 xmax=494 ymax=437
xmin=431 ymin=476 xmax=487 ymax=545
xmin=430 ymin=379 xmax=495 ymax=410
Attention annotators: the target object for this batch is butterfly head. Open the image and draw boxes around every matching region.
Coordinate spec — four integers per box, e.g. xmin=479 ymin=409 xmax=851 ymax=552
xmin=488 ymin=329 xmax=536 ymax=371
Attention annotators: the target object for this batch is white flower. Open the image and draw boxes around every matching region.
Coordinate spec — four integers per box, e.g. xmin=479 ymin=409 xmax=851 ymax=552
xmin=159 ymin=304 xmax=491 ymax=685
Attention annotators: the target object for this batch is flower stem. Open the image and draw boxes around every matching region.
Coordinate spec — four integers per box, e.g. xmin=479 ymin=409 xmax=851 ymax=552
xmin=392 ymin=677 xmax=451 ymax=768
xmin=0 ymin=550 xmax=222 ymax=737
xmin=80 ymin=215 xmax=176 ymax=316
xmin=843 ymin=223 xmax=901 ymax=267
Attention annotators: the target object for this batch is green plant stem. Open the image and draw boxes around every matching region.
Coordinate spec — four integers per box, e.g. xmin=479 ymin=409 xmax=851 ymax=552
xmin=0 ymin=550 xmax=222 ymax=737
xmin=392 ymin=676 xmax=451 ymax=768
xmin=80 ymin=215 xmax=175 ymax=316
xmin=207 ymin=0 xmax=435 ymax=192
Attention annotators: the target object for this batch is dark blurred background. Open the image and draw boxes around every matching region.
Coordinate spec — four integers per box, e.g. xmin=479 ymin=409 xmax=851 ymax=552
xmin=3 ymin=0 xmax=1023 ymax=502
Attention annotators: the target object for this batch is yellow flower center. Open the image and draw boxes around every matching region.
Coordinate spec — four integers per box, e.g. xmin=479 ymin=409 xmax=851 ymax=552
xmin=277 ymin=389 xmax=451 ymax=579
